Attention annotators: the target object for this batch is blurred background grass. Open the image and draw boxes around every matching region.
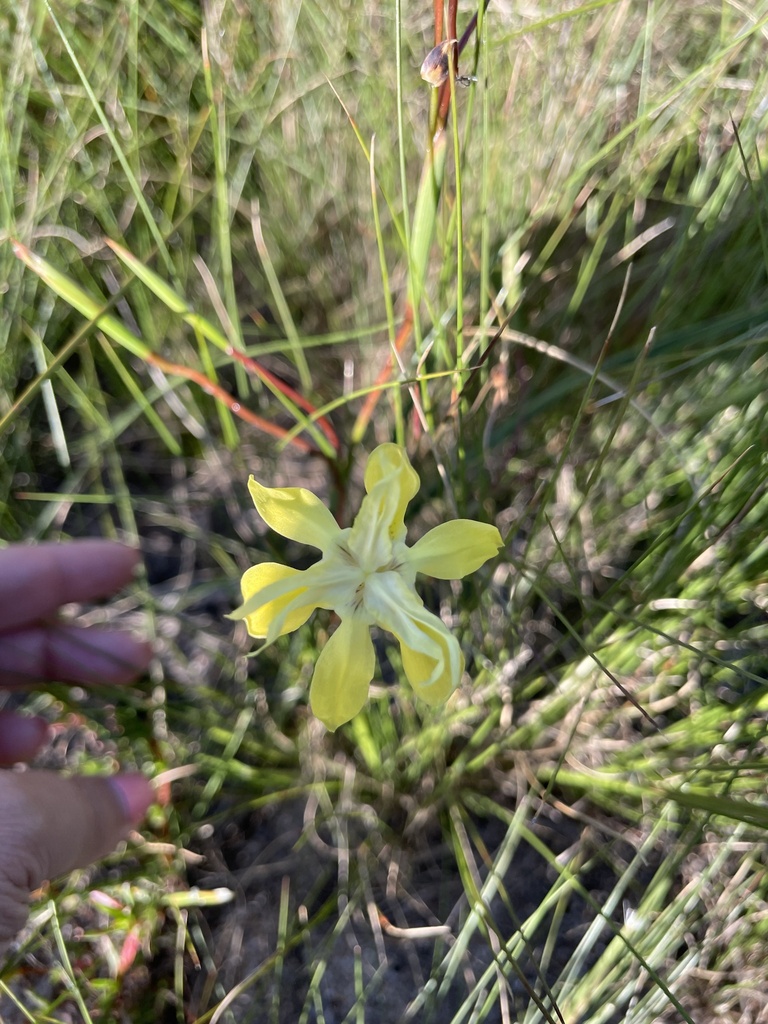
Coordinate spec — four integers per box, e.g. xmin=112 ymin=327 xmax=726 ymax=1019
xmin=1 ymin=0 xmax=768 ymax=1021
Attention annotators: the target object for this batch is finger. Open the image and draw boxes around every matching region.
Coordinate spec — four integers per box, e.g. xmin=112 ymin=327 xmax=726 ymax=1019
xmin=0 ymin=542 xmax=142 ymax=635
xmin=0 ymin=624 xmax=153 ymax=687
xmin=0 ymin=713 xmax=51 ymax=765
xmin=0 ymin=771 xmax=153 ymax=957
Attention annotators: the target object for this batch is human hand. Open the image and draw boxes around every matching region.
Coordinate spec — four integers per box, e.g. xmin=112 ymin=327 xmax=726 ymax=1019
xmin=0 ymin=541 xmax=155 ymax=958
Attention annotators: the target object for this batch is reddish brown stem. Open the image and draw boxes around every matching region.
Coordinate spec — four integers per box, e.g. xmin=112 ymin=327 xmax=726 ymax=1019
xmin=448 ymin=0 xmax=458 ymax=52
xmin=435 ymin=0 xmax=459 ymax=124
xmin=147 ymin=351 xmax=316 ymax=453
xmin=226 ymin=344 xmax=339 ymax=451
xmin=354 ymin=0 xmax=489 ymax=442
xmin=354 ymin=307 xmax=414 ymax=439
xmin=437 ymin=0 xmax=489 ymax=125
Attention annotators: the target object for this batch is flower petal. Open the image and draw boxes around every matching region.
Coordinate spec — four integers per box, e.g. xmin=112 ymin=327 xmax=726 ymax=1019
xmin=348 ymin=483 xmax=402 ymax=570
xmin=399 ymin=613 xmax=463 ymax=707
xmin=364 ymin=572 xmax=462 ymax=706
xmin=309 ymin=615 xmax=375 ymax=730
xmin=363 ymin=444 xmax=419 ymax=539
xmin=230 ymin=562 xmax=328 ymax=642
xmin=408 ymin=520 xmax=503 ymax=579
xmin=237 ymin=563 xmax=318 ymax=639
xmin=248 ymin=476 xmax=340 ymax=550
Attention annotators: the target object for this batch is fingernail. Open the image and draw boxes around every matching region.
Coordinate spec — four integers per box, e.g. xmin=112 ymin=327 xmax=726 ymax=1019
xmin=109 ymin=773 xmax=154 ymax=825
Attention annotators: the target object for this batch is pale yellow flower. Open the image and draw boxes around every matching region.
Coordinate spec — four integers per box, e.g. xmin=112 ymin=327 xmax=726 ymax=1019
xmin=230 ymin=444 xmax=502 ymax=730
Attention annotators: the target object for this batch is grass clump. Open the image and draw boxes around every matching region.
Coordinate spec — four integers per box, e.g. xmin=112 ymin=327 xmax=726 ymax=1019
xmin=2 ymin=0 xmax=768 ymax=1021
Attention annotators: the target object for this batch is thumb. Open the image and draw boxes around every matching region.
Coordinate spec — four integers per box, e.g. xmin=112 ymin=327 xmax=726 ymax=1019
xmin=0 ymin=771 xmax=153 ymax=957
